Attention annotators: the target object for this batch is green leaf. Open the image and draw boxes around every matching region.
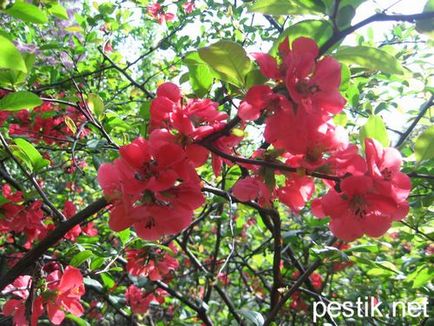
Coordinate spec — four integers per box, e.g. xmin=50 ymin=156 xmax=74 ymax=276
xmin=184 ymin=52 xmax=215 ymax=97
xmin=249 ymin=0 xmax=325 ymax=15
xmin=0 ymin=35 xmax=27 ymax=72
xmin=0 ymin=194 xmax=9 ymax=206
xmin=83 ymin=277 xmax=104 ymax=291
xmin=198 ymin=40 xmax=251 ymax=88
xmin=118 ymin=228 xmax=131 ymax=246
xmin=344 ymin=244 xmax=379 ymax=254
xmin=48 ymin=3 xmax=69 ymax=20
xmin=66 ymin=314 xmax=90 ymax=326
xmin=70 ymin=250 xmax=93 ymax=267
xmin=359 ymin=115 xmax=390 ymax=148
xmin=407 ymin=265 xmax=433 ymax=288
xmin=64 ymin=116 xmax=77 ymax=134
xmin=100 ymin=272 xmax=116 ymax=289
xmin=90 ymin=257 xmax=105 ymax=270
xmin=415 ymin=126 xmax=434 ymax=162
xmin=0 ymin=91 xmax=42 ymax=111
xmin=0 ymin=52 xmax=35 ymax=87
xmin=238 ymin=310 xmax=264 ymax=326
xmin=334 ymin=46 xmax=404 ymax=75
xmin=87 ymin=93 xmax=105 ymax=118
xmin=270 ymin=20 xmax=333 ymax=56
xmin=416 ymin=0 xmax=434 ymax=37
xmin=336 ymin=5 xmax=356 ymax=29
xmin=14 ymin=138 xmax=50 ymax=172
xmin=4 ymin=2 xmax=48 ymax=24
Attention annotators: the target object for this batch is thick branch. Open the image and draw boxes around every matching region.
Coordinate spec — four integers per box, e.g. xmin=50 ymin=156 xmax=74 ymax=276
xmin=320 ymin=11 xmax=434 ymax=55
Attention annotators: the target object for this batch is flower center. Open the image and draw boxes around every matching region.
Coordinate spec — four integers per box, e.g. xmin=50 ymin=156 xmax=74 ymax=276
xmin=145 ymin=217 xmax=156 ymax=229
xmin=381 ymin=167 xmax=392 ymax=181
xmin=350 ymin=195 xmax=367 ymax=219
xmin=295 ymin=80 xmax=320 ymax=96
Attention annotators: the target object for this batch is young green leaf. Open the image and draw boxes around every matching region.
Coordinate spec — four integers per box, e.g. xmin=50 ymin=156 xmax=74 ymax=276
xmin=4 ymin=2 xmax=48 ymax=24
xmin=48 ymin=3 xmax=69 ymax=20
xmin=269 ymin=20 xmax=333 ymax=55
xmin=70 ymin=250 xmax=93 ymax=267
xmin=359 ymin=115 xmax=390 ymax=148
xmin=14 ymin=138 xmax=50 ymax=172
xmin=334 ymin=46 xmax=404 ymax=75
xmin=414 ymin=126 xmax=434 ymax=162
xmin=0 ymin=35 xmax=27 ymax=72
xmin=184 ymin=52 xmax=215 ymax=97
xmin=87 ymin=93 xmax=105 ymax=117
xmin=198 ymin=40 xmax=251 ymax=89
xmin=0 ymin=91 xmax=42 ymax=111
xmin=249 ymin=0 xmax=325 ymax=15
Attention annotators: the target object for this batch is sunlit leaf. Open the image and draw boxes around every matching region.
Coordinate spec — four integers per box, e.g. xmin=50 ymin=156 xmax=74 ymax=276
xmin=4 ymin=2 xmax=48 ymax=24
xmin=0 ymin=91 xmax=42 ymax=111
xmin=359 ymin=115 xmax=390 ymax=148
xmin=249 ymin=0 xmax=325 ymax=15
xmin=198 ymin=40 xmax=252 ymax=88
xmin=0 ymin=35 xmax=27 ymax=72
xmin=415 ymin=126 xmax=434 ymax=162
xmin=334 ymin=46 xmax=404 ymax=75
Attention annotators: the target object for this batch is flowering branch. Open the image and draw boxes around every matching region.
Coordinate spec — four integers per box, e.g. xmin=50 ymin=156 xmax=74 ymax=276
xmin=0 ymin=197 xmax=108 ymax=291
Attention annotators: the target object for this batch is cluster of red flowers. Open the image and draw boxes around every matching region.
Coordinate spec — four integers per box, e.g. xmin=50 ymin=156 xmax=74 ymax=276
xmin=312 ymin=138 xmax=411 ymax=241
xmin=0 ymin=184 xmax=46 ymax=248
xmin=62 ymin=200 xmax=98 ymax=241
xmin=98 ymin=82 xmax=242 ymax=239
xmin=5 ymin=102 xmax=88 ymax=146
xmin=98 ymin=37 xmax=411 ymax=243
xmin=126 ymin=243 xmax=179 ymax=281
xmin=2 ymin=265 xmax=85 ymax=325
xmin=230 ymin=37 xmax=410 ymax=241
xmin=124 ymin=243 xmax=179 ymax=314
xmin=125 ymin=285 xmax=167 ymax=315
xmin=147 ymin=1 xmax=195 ymax=24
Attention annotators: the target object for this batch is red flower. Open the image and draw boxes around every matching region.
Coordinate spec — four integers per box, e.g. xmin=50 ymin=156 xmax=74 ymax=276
xmin=277 ymin=174 xmax=314 ymax=213
xmin=182 ymin=1 xmax=195 ymax=13
xmin=63 ymin=201 xmax=81 ymax=241
xmin=232 ymin=176 xmax=272 ymax=207
xmin=251 ymin=52 xmax=281 ymax=80
xmin=0 ymin=185 xmax=46 ymax=248
xmin=150 ymin=82 xmax=230 ymax=171
xmin=125 ymin=285 xmax=167 ymax=314
xmin=314 ymin=175 xmax=408 ymax=241
xmin=97 ymin=134 xmax=204 ymax=240
xmin=42 ymin=266 xmax=85 ymax=325
xmin=365 ymin=138 xmax=411 ymax=203
xmin=265 ymin=106 xmax=348 ymax=169
xmin=252 ymin=37 xmax=346 ymax=118
xmin=126 ymin=243 xmax=179 ymax=281
xmin=147 ymin=3 xmax=175 ymax=24
xmin=2 ymin=276 xmax=43 ymax=326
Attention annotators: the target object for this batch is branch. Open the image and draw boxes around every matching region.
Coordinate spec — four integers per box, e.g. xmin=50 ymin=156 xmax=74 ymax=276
xmin=395 ymin=94 xmax=434 ymax=147
xmin=320 ymin=11 xmax=434 ymax=55
xmin=264 ymin=15 xmax=283 ymax=33
xmin=155 ymin=281 xmax=213 ymax=326
xmin=263 ymin=237 xmax=337 ymax=325
xmin=98 ymin=48 xmax=154 ymax=99
xmin=0 ymin=197 xmax=108 ymax=291
xmin=201 ymin=143 xmax=341 ymax=182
